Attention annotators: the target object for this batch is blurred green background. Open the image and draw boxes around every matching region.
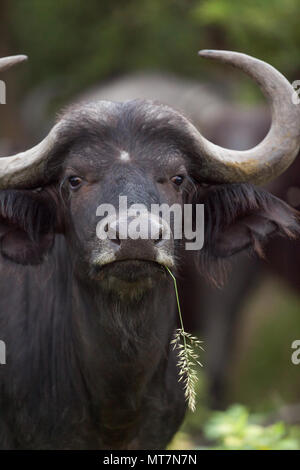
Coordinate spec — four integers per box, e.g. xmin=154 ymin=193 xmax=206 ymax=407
xmin=1 ymin=0 xmax=300 ymax=450
xmin=2 ymin=0 xmax=300 ymax=100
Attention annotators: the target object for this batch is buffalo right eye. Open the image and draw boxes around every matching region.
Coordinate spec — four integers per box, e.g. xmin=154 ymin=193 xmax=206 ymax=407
xmin=68 ymin=176 xmax=82 ymax=189
xmin=171 ymin=175 xmax=184 ymax=186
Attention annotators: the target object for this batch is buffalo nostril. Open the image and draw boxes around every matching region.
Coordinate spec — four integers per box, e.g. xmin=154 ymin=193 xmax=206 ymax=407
xmin=110 ymin=236 xmax=121 ymax=246
xmin=154 ymin=226 xmax=163 ymax=244
xmin=105 ymin=221 xmax=122 ymax=246
xmin=110 ymin=228 xmax=121 ymax=246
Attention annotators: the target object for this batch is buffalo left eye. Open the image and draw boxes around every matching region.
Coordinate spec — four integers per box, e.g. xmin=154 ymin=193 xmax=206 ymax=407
xmin=171 ymin=175 xmax=184 ymax=186
xmin=68 ymin=176 xmax=82 ymax=189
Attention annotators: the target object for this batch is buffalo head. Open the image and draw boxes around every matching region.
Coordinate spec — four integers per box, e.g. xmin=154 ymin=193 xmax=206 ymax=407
xmin=0 ymin=51 xmax=299 ymax=296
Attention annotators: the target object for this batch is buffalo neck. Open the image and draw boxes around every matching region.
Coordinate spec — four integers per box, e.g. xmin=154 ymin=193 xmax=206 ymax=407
xmin=72 ymin=273 xmax=176 ymax=381
xmin=70 ymin=273 xmax=176 ymax=446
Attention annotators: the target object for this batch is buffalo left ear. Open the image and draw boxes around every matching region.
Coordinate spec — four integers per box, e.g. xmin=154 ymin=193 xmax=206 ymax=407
xmin=0 ymin=227 xmax=54 ymax=265
xmin=204 ymin=185 xmax=300 ymax=259
xmin=0 ymin=190 xmax=57 ymax=265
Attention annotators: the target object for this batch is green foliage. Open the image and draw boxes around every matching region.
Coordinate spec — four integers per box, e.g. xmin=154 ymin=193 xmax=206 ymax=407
xmin=202 ymin=405 xmax=300 ymax=450
xmin=191 ymin=0 xmax=300 ymax=75
xmin=8 ymin=0 xmax=300 ymax=101
xmin=9 ymin=0 xmax=202 ymax=96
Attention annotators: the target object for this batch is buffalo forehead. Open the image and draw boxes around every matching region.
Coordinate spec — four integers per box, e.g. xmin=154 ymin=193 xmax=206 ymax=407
xmin=60 ymin=104 xmax=188 ymax=172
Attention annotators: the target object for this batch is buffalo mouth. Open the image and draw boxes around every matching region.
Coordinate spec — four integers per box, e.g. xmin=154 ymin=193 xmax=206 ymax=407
xmin=90 ymin=259 xmax=167 ymax=287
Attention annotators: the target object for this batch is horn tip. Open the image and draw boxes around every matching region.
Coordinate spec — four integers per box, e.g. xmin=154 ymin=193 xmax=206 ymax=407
xmin=13 ymin=54 xmax=28 ymax=63
xmin=198 ymin=49 xmax=219 ymax=57
xmin=198 ymin=49 xmax=235 ymax=60
xmin=0 ymin=54 xmax=28 ymax=72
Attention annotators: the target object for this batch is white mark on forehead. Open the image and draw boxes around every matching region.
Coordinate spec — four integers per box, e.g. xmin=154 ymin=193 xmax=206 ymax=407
xmin=120 ymin=150 xmax=130 ymax=162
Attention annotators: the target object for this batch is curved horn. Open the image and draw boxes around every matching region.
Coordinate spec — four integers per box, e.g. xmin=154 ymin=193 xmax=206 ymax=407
xmin=191 ymin=50 xmax=300 ymax=184
xmin=0 ymin=55 xmax=61 ymax=189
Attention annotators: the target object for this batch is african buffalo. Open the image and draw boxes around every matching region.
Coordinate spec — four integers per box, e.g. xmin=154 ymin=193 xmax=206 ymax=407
xmin=0 ymin=50 xmax=299 ymax=449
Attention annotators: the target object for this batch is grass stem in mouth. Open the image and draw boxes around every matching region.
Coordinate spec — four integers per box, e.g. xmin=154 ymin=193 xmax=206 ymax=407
xmin=165 ymin=266 xmax=204 ymax=412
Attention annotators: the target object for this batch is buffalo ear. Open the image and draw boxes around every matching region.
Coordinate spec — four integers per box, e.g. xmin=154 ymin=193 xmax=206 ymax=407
xmin=0 ymin=190 xmax=56 ymax=265
xmin=203 ymin=184 xmax=300 ymax=259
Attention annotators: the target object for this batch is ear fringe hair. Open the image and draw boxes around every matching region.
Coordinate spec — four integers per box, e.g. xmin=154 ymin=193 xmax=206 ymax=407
xmin=0 ymin=190 xmax=56 ymax=243
xmin=192 ymin=183 xmax=300 ymax=288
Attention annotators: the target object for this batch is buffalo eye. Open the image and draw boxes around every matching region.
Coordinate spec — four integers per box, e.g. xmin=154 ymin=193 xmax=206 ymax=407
xmin=171 ymin=175 xmax=184 ymax=186
xmin=68 ymin=176 xmax=83 ymax=189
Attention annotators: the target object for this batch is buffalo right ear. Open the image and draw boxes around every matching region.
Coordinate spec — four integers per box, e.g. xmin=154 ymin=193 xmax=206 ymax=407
xmin=203 ymin=184 xmax=300 ymax=259
xmin=0 ymin=190 xmax=57 ymax=265
xmin=196 ymin=183 xmax=300 ymax=287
